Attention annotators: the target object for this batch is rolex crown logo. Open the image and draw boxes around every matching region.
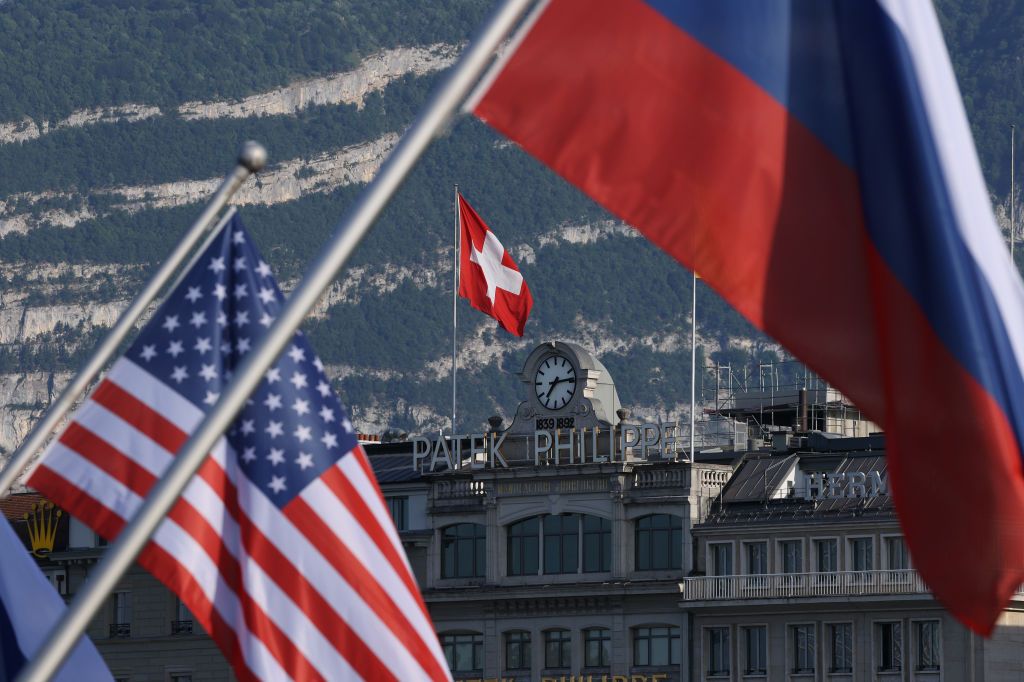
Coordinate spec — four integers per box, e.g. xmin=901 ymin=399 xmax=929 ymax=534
xmin=24 ymin=501 xmax=61 ymax=557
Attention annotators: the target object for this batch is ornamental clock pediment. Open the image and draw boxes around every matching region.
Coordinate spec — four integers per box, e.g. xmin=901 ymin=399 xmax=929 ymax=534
xmin=507 ymin=341 xmax=621 ymax=438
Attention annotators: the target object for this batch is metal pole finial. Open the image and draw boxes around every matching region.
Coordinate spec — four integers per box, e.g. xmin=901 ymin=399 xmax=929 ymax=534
xmin=238 ymin=141 xmax=268 ymax=174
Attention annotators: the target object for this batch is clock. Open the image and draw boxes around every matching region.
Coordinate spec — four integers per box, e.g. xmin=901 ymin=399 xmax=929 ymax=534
xmin=534 ymin=354 xmax=577 ymax=410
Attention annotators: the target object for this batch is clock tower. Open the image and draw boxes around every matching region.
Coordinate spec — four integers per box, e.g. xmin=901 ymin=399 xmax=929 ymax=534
xmin=505 ymin=341 xmax=622 ymax=440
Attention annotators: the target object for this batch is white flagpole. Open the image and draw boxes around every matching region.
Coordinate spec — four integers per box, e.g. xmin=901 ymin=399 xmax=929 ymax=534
xmin=689 ymin=271 xmax=697 ymax=461
xmin=17 ymin=2 xmax=535 ymax=679
xmin=453 ymin=184 xmax=460 ymax=436
xmin=0 ymin=143 xmax=264 ymax=498
xmin=1011 ymin=124 xmax=1016 ymax=261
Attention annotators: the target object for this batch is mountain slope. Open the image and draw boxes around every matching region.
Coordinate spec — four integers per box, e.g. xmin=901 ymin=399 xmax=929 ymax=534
xmin=0 ymin=0 xmax=1019 ymax=455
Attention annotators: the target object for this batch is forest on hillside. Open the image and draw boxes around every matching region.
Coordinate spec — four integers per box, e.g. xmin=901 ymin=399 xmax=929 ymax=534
xmin=0 ymin=0 xmax=1022 ymax=430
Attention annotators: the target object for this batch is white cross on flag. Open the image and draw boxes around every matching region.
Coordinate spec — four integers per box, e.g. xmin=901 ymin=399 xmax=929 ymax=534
xmin=458 ymin=193 xmax=533 ymax=336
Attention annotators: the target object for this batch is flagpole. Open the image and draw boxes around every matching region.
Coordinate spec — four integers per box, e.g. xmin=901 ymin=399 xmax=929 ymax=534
xmin=1011 ymin=123 xmax=1016 ymax=261
xmin=0 ymin=143 xmax=264 ymax=499
xmin=17 ymin=2 xmax=535 ymax=679
xmin=452 ymin=184 xmax=460 ymax=436
xmin=689 ymin=270 xmax=696 ymax=461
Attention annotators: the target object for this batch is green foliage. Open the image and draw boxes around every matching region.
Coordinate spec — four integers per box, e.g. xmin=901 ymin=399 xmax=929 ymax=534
xmin=0 ymin=73 xmax=438 ymax=194
xmin=2 ymin=0 xmax=1023 ymax=433
xmin=935 ymin=0 xmax=1024 ymax=197
xmin=0 ymin=0 xmax=490 ymax=121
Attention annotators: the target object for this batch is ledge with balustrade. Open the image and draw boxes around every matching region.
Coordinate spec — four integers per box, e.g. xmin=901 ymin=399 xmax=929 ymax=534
xmin=681 ymin=570 xmax=1024 ymax=603
xmin=429 ymin=462 xmax=733 ymax=510
xmin=681 ymin=569 xmax=929 ymax=602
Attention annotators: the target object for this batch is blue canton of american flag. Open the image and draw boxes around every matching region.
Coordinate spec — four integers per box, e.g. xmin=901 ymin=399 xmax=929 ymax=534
xmin=130 ymin=214 xmax=355 ymax=505
xmin=30 ymin=212 xmax=451 ymax=681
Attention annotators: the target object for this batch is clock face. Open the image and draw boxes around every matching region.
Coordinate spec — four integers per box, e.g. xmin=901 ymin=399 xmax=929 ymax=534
xmin=534 ymin=354 xmax=577 ymax=410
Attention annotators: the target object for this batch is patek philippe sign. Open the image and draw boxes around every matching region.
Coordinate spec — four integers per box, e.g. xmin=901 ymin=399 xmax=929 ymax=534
xmin=412 ymin=422 xmax=682 ymax=472
xmin=803 ymin=470 xmax=887 ymax=500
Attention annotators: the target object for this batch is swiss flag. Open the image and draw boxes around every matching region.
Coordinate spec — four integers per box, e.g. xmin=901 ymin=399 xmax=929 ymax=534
xmin=458 ymin=193 xmax=533 ymax=336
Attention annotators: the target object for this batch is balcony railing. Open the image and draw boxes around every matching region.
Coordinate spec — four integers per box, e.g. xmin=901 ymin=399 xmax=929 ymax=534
xmin=108 ymin=622 xmax=131 ymax=638
xmin=171 ymin=619 xmax=194 ymax=635
xmin=633 ymin=468 xmax=687 ymax=488
xmin=433 ymin=480 xmax=488 ymax=500
xmin=681 ymin=570 xmax=929 ymax=601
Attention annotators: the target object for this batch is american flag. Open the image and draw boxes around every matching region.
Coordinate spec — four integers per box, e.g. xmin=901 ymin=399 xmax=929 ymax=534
xmin=29 ymin=213 xmax=451 ymax=681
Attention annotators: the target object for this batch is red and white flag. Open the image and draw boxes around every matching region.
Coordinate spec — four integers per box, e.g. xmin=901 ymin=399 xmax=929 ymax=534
xmin=29 ymin=213 xmax=451 ymax=681
xmin=458 ymin=193 xmax=533 ymax=336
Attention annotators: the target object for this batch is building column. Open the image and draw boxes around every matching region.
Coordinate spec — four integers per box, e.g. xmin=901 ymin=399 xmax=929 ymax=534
xmin=486 ymin=496 xmax=500 ymax=584
xmin=611 ymin=475 xmax=628 ymax=578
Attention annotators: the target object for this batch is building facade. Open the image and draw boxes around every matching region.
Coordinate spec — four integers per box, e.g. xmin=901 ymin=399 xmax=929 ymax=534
xmin=681 ymin=439 xmax=1024 ymax=681
xmin=4 ymin=340 xmax=1023 ymax=681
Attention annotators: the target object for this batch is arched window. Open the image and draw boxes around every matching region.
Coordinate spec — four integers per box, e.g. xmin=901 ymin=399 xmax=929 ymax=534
xmin=441 ymin=523 xmax=486 ymax=578
xmin=584 ymin=627 xmax=611 ymax=667
xmin=508 ymin=514 xmax=612 ymax=576
xmin=504 ymin=630 xmax=531 ymax=671
xmin=635 ymin=514 xmax=682 ymax=570
xmin=544 ymin=629 xmax=572 ymax=669
xmin=507 ymin=516 xmax=540 ymax=576
xmin=440 ymin=631 xmax=483 ymax=673
xmin=582 ymin=515 xmax=611 ymax=573
xmin=543 ymin=514 xmax=579 ymax=574
xmin=633 ymin=625 xmax=681 ymax=666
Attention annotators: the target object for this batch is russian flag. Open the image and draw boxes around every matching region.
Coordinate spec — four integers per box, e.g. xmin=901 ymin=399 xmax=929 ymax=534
xmin=470 ymin=0 xmax=1024 ymax=633
xmin=0 ymin=518 xmax=111 ymax=681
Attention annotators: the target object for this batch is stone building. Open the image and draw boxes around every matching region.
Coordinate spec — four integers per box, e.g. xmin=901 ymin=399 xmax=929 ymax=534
xmin=680 ymin=436 xmax=1024 ymax=681
xmin=3 ymin=340 xmax=1023 ymax=681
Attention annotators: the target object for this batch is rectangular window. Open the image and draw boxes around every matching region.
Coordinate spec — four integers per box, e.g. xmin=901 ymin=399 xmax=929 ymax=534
xmin=851 ymin=537 xmax=873 ymax=571
xmin=877 ymin=622 xmax=903 ymax=672
xmin=815 ymin=539 xmax=838 ymax=572
xmin=885 ymin=536 xmax=909 ymax=570
xmin=781 ymin=540 xmax=802 ymax=574
xmin=635 ymin=515 xmax=683 ymax=571
xmin=791 ymin=624 xmax=816 ymax=674
xmin=707 ymin=627 xmax=730 ymax=677
xmin=828 ymin=623 xmax=853 ymax=673
xmin=110 ymin=591 xmax=131 ymax=638
xmin=504 ymin=631 xmax=531 ymax=671
xmin=441 ymin=524 xmax=486 ymax=579
xmin=507 ymin=517 xmax=540 ymax=576
xmin=709 ymin=543 xmax=733 ymax=576
xmin=386 ymin=496 xmax=408 ymax=531
xmin=544 ymin=629 xmax=572 ymax=669
xmin=582 ymin=516 xmax=611 ymax=573
xmin=915 ymin=621 xmax=940 ymax=671
xmin=743 ymin=626 xmax=767 ymax=675
xmin=634 ymin=626 xmax=681 ymax=666
xmin=746 ymin=542 xmax=768 ymax=575
xmin=584 ymin=628 xmax=611 ymax=667
xmin=544 ymin=515 xmax=579 ymax=574
xmin=442 ymin=633 xmax=483 ymax=673
xmin=171 ymin=598 xmax=194 ymax=635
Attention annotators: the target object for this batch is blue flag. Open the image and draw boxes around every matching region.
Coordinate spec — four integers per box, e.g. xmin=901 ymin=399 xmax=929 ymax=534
xmin=0 ymin=516 xmax=111 ymax=681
